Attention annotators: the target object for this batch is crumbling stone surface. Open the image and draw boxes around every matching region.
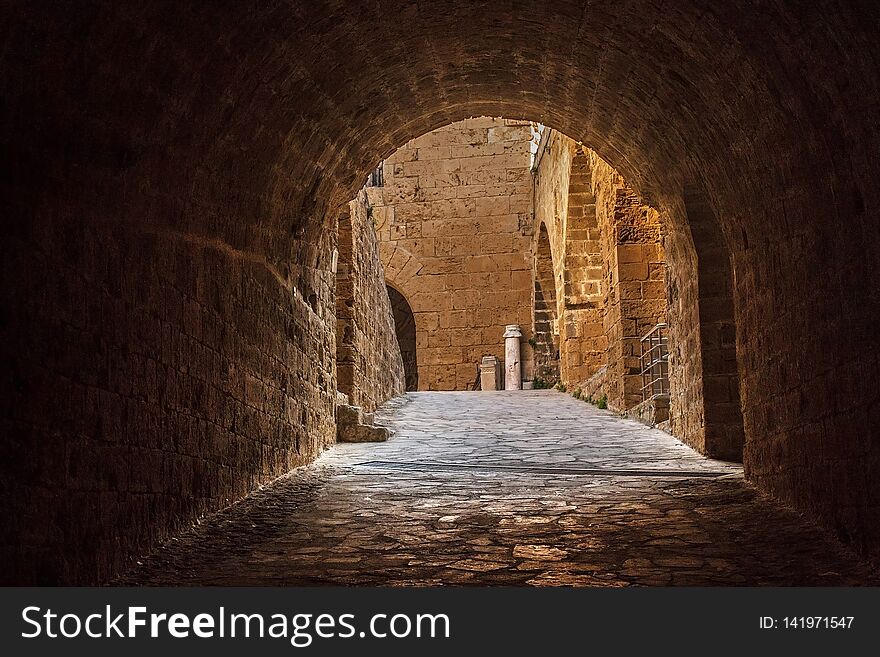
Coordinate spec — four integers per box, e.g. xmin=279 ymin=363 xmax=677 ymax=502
xmin=335 ymin=192 xmax=405 ymax=412
xmin=336 ymin=404 xmax=391 ymax=443
xmin=577 ymin=367 xmax=608 ymax=403
xmin=626 ymin=395 xmax=670 ymax=428
xmin=533 ymin=138 xmax=667 ymax=413
xmin=590 ymin=154 xmax=667 ymax=412
xmin=373 ymin=118 xmax=535 ymax=390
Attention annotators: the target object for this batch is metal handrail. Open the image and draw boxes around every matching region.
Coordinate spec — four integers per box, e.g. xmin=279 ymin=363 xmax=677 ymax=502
xmin=639 ymin=323 xmax=669 ymax=401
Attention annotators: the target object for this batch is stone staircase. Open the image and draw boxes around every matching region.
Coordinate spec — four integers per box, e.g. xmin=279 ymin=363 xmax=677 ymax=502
xmin=335 ymin=393 xmax=394 ymax=443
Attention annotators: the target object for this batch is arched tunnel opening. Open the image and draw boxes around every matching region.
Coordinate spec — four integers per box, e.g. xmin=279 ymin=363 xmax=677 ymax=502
xmin=1 ymin=1 xmax=879 ymax=586
xmin=386 ymin=285 xmax=418 ymax=392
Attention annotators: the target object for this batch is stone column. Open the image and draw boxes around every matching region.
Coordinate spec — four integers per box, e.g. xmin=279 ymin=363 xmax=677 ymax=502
xmin=503 ymin=324 xmax=523 ymax=390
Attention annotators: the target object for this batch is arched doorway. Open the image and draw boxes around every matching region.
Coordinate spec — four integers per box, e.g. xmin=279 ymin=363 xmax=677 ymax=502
xmin=387 ymin=285 xmax=418 ymax=391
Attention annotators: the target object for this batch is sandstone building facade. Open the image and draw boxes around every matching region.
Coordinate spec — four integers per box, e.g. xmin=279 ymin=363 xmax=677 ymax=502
xmin=532 ymin=132 xmax=668 ymax=413
xmin=335 ymin=190 xmax=405 ymax=411
xmin=366 ymin=120 xmax=673 ymax=423
xmin=369 ymin=118 xmax=536 ymax=390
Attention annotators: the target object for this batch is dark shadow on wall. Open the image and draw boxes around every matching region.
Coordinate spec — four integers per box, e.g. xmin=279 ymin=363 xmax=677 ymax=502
xmin=387 ymin=285 xmax=418 ymax=391
xmin=682 ymin=184 xmax=746 ymax=462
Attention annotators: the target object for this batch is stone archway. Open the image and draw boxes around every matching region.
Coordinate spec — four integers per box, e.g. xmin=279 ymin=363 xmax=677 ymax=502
xmin=387 ymin=285 xmax=419 ymax=391
xmin=557 ymin=145 xmax=607 ymax=387
xmin=672 ymin=185 xmax=746 ymax=461
xmin=3 ymin=1 xmax=880 ymax=582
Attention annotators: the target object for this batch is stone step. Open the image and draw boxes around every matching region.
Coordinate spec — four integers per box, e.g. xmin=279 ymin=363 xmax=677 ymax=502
xmin=336 ymin=403 xmax=392 ymax=443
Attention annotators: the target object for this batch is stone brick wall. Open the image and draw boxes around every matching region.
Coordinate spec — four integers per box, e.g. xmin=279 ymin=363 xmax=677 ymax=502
xmin=661 ymin=188 xmax=746 ymax=460
xmin=558 ymin=149 xmax=608 ymax=386
xmin=531 ymin=130 xmax=574 ymax=385
xmin=372 ymin=118 xmax=535 ymax=390
xmin=537 ymin=155 xmax=744 ymax=457
xmin=1 ymin=3 xmax=341 ymax=584
xmin=335 ymin=191 xmax=406 ymax=412
xmin=2 ymin=200 xmax=338 ymax=584
xmin=533 ymin=224 xmax=560 ymax=383
xmin=532 ymin=134 xmax=666 ymax=410
xmin=590 ymin=155 xmax=667 ymax=412
xmin=662 ymin=200 xmax=709 ymax=454
xmin=532 ymin=139 xmax=738 ymax=461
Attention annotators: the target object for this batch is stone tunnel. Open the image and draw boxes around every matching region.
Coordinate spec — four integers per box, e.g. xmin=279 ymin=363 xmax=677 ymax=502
xmin=2 ymin=0 xmax=880 ymax=585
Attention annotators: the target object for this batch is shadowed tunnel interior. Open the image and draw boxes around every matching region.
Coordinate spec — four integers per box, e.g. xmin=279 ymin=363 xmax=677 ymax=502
xmin=2 ymin=0 xmax=879 ymax=584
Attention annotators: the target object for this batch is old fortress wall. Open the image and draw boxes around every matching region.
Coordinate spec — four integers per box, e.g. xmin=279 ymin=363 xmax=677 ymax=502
xmin=369 ymin=118 xmax=536 ymax=391
xmin=344 ymin=117 xmax=742 ymax=465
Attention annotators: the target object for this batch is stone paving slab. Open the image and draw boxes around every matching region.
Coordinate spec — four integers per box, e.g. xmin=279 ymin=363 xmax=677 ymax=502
xmin=122 ymin=391 xmax=877 ymax=586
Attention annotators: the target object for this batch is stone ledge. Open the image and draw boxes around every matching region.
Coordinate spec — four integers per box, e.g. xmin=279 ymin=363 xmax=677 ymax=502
xmin=336 ymin=403 xmax=392 ymax=443
xmin=625 ymin=394 xmax=670 ymax=429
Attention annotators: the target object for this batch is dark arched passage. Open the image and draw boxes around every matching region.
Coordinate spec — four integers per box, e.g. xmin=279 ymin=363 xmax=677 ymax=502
xmin=387 ymin=285 xmax=418 ymax=392
xmin=2 ymin=1 xmax=879 ymax=582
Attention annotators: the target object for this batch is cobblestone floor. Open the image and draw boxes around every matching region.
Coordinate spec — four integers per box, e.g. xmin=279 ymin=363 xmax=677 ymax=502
xmin=123 ymin=391 xmax=877 ymax=586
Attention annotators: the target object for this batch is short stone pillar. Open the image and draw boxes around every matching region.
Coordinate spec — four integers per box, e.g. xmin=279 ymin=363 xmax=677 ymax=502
xmin=503 ymin=324 xmax=523 ymax=390
xmin=479 ymin=355 xmax=502 ymax=391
